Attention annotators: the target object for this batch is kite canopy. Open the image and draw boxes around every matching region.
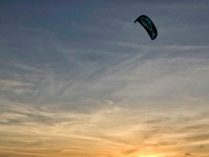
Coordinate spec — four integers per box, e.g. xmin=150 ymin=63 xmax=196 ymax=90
xmin=134 ymin=15 xmax=158 ymax=40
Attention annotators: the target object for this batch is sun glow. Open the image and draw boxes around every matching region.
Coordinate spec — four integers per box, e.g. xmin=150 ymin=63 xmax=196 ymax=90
xmin=137 ymin=153 xmax=162 ymax=157
xmin=138 ymin=155 xmax=160 ymax=157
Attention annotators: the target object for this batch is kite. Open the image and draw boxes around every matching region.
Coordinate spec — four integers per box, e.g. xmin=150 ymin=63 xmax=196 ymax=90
xmin=134 ymin=15 xmax=158 ymax=40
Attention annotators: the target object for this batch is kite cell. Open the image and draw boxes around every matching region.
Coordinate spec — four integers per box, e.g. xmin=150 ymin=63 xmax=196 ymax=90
xmin=134 ymin=15 xmax=158 ymax=40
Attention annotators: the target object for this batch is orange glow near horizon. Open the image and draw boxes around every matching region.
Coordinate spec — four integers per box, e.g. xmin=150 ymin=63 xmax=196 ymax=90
xmin=1 ymin=105 xmax=209 ymax=157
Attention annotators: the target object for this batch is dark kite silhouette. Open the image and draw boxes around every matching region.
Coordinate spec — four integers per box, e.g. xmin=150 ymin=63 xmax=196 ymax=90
xmin=134 ymin=15 xmax=158 ymax=40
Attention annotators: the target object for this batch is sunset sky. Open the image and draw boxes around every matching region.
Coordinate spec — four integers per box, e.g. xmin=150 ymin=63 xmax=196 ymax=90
xmin=1 ymin=1 xmax=209 ymax=157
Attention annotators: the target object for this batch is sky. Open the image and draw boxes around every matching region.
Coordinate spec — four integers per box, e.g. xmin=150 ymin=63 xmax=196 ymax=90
xmin=0 ymin=0 xmax=209 ymax=157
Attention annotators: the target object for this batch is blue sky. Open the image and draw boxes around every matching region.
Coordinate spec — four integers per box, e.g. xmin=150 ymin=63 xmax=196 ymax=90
xmin=0 ymin=1 xmax=209 ymax=157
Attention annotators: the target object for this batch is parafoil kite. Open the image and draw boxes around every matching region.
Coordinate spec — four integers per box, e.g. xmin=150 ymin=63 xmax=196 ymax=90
xmin=134 ymin=15 xmax=158 ymax=40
